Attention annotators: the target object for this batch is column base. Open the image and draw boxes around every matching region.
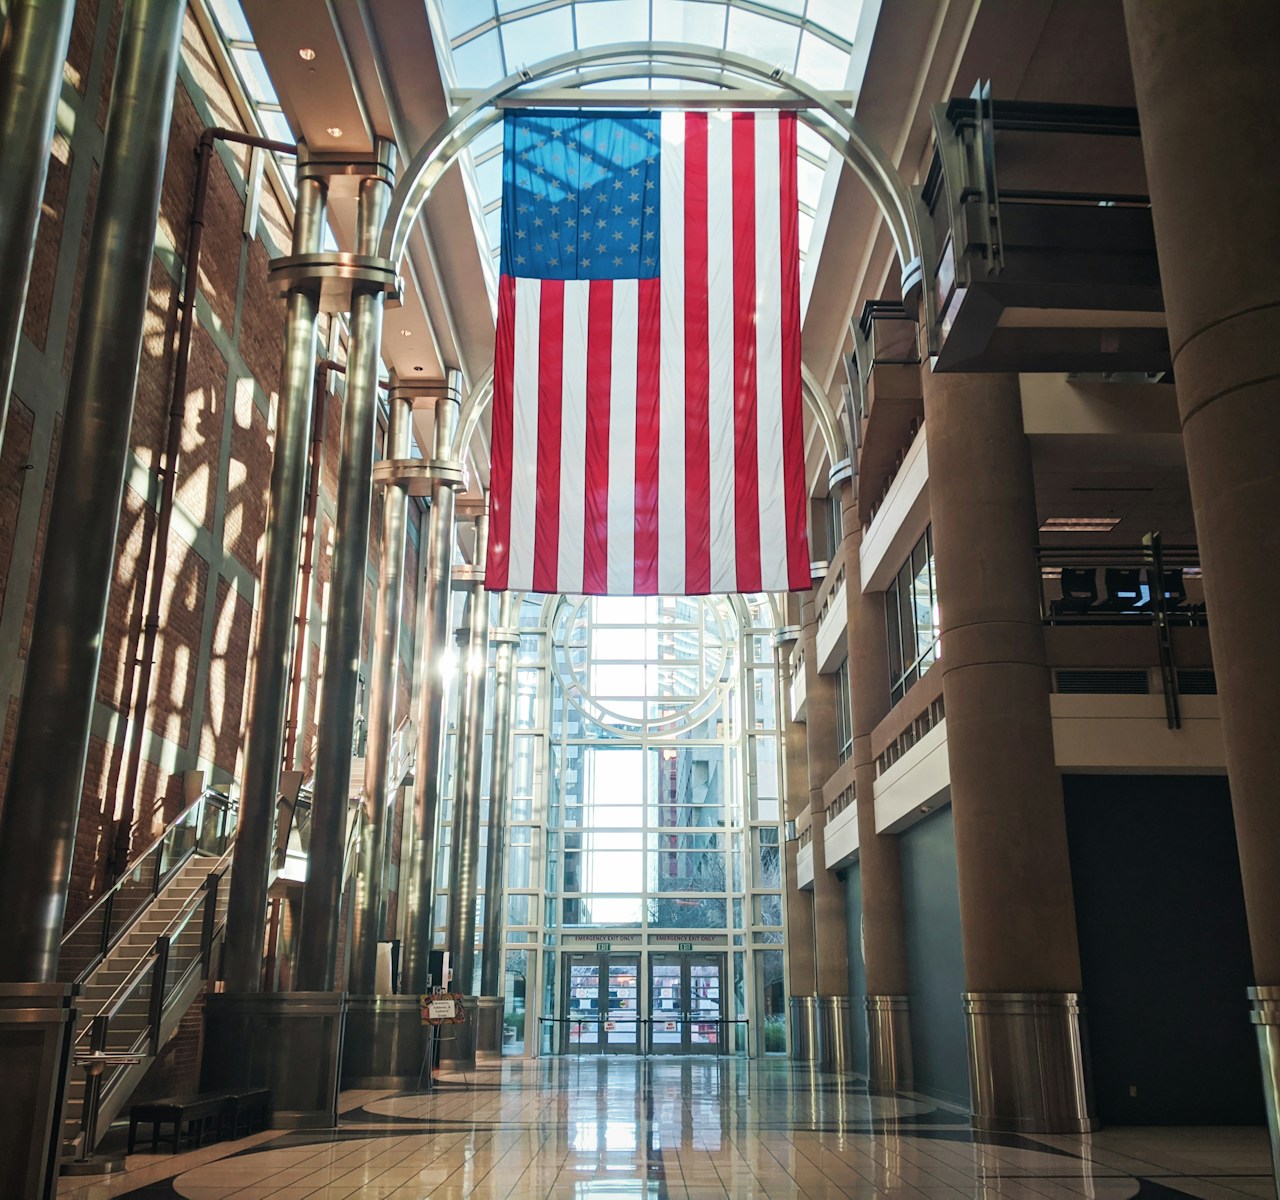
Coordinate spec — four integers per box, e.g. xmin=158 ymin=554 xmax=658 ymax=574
xmin=789 ymin=995 xmax=820 ymax=1063
xmin=866 ymin=995 xmax=914 ymax=1090
xmin=1248 ymin=986 xmax=1280 ymax=1198
xmin=0 ymin=984 xmax=77 ymax=1200
xmin=475 ymin=996 xmax=504 ymax=1062
xmin=435 ymin=995 xmax=478 ymax=1069
xmin=818 ymin=995 xmax=853 ymax=1072
xmin=203 ymin=992 xmax=346 ymax=1128
xmin=341 ymin=995 xmax=433 ymax=1089
xmin=963 ymin=992 xmax=1097 ymax=1134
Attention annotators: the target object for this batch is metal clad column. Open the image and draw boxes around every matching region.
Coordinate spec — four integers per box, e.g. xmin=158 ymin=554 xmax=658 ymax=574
xmin=222 ymin=160 xmax=328 ymax=993
xmin=350 ymin=387 xmax=412 ymax=994
xmin=0 ymin=0 xmax=188 ymax=983
xmin=401 ymin=381 xmax=463 ymax=995
xmin=0 ymin=0 xmax=75 ymax=442
xmin=445 ymin=503 xmax=490 ymax=1000
xmin=296 ymin=143 xmax=396 ymax=993
xmin=477 ymin=594 xmax=517 ymax=1057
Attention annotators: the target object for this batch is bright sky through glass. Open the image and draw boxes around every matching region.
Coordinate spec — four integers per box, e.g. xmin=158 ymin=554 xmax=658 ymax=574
xmin=433 ymin=0 xmax=865 ymax=271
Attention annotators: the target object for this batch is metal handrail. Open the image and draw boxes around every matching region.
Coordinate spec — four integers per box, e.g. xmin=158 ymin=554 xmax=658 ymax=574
xmin=60 ymin=788 xmax=235 ymax=980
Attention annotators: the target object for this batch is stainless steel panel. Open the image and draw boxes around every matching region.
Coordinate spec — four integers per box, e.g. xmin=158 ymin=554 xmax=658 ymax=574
xmin=202 ymin=992 xmax=347 ymax=1129
xmin=866 ymin=994 xmax=913 ymax=1090
xmin=475 ymin=995 xmax=504 ymax=1062
xmin=789 ymin=995 xmax=820 ymax=1063
xmin=818 ymin=994 xmax=853 ymax=1072
xmin=341 ymin=995 xmax=432 ymax=1089
xmin=1249 ymin=986 xmax=1280 ymax=1198
xmin=964 ymin=991 xmax=1097 ymax=1133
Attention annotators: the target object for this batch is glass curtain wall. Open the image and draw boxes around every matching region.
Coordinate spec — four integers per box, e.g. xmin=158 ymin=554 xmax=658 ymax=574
xmin=430 ymin=591 xmax=786 ymax=1056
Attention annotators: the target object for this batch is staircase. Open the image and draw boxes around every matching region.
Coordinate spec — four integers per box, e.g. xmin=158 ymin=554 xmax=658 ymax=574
xmin=57 ymin=790 xmax=235 ymax=1158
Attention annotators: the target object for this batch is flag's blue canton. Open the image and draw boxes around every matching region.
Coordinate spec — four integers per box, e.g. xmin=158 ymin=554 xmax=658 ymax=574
xmin=501 ymin=111 xmax=661 ymax=281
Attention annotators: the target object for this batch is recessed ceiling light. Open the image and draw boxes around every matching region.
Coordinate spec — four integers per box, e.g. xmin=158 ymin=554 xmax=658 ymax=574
xmin=414 ymin=366 xmax=424 ymax=372
xmin=399 ymin=329 xmax=412 ymax=337
xmin=1038 ymin=516 xmax=1121 ymax=533
xmin=298 ymin=47 xmax=316 ymax=61
xmin=326 ymin=126 xmax=343 ymax=138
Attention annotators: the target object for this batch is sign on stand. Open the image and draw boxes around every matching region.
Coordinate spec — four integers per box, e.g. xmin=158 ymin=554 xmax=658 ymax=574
xmin=419 ymin=993 xmax=466 ymax=1026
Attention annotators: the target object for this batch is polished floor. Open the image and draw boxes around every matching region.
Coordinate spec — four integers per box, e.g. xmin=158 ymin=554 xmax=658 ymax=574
xmin=59 ymin=1059 xmax=1274 ymax=1200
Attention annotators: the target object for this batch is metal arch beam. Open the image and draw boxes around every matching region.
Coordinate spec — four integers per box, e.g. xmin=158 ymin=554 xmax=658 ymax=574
xmin=379 ymin=41 xmax=924 ymax=300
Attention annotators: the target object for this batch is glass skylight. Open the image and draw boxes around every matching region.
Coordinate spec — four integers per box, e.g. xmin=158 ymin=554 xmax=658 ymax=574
xmin=432 ymin=0 xmax=865 ymax=271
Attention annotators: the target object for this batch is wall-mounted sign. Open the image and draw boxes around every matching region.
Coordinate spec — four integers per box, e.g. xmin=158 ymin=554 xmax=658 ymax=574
xmin=596 ymin=942 xmax=611 ymax=952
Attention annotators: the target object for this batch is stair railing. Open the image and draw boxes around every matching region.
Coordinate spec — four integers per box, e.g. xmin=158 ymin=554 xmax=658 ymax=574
xmin=59 ymin=788 xmax=236 ymax=983
xmin=67 ymin=851 xmax=232 ymax=1151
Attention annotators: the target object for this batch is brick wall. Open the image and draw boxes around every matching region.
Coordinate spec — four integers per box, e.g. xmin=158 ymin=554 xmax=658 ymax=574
xmin=0 ymin=0 xmax=397 ymax=934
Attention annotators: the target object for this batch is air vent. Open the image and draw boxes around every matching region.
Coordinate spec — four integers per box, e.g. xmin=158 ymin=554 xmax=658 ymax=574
xmin=1054 ymin=669 xmax=1150 ymax=694
xmin=1177 ymin=669 xmax=1217 ymax=695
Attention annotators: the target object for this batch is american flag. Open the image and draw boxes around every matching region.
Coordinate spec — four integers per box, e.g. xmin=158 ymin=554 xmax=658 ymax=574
xmin=486 ymin=109 xmax=810 ymax=596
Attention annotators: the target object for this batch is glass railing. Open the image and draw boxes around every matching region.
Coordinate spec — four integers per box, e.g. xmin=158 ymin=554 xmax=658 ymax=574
xmin=59 ymin=789 xmax=236 ymax=984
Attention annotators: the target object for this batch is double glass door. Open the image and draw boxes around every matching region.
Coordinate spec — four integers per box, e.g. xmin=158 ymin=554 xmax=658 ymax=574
xmin=649 ymin=953 xmax=725 ymax=1054
xmin=563 ymin=952 xmax=726 ymax=1053
xmin=565 ymin=953 xmax=641 ymax=1052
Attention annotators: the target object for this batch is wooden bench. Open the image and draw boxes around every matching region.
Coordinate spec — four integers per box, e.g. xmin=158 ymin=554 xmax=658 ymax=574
xmin=127 ymin=1087 xmax=271 ymax=1153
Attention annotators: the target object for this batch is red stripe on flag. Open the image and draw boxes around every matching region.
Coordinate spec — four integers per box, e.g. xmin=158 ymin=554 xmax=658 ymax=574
xmin=533 ymin=280 xmax=564 ymax=594
xmin=487 ymin=274 xmax=518 ymax=590
xmin=583 ymin=280 xmax=613 ymax=594
xmin=683 ymin=112 xmax=711 ymax=595
xmin=777 ymin=114 xmax=809 ymax=590
xmin=732 ymin=113 xmax=762 ymax=593
xmin=634 ymin=277 xmax=661 ymax=594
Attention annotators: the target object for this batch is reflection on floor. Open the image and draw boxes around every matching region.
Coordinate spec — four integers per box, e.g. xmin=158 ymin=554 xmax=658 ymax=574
xmin=58 ymin=1058 xmax=1273 ymax=1199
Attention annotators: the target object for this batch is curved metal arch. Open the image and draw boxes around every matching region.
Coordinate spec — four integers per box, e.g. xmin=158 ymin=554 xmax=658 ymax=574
xmin=379 ymin=41 xmax=924 ymax=298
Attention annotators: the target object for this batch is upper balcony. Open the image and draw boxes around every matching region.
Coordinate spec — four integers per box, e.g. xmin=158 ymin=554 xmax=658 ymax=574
xmin=923 ymin=94 xmax=1166 ymax=377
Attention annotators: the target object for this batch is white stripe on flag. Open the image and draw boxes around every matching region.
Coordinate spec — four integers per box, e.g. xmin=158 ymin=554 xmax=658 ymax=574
xmin=509 ymin=277 xmax=542 ymax=592
xmin=558 ymin=280 xmax=590 ymax=595
xmin=706 ymin=111 xmax=737 ymax=593
xmin=607 ymin=279 xmax=638 ymax=595
xmin=658 ymin=111 xmax=686 ymax=594
xmin=754 ymin=114 xmax=788 ymax=591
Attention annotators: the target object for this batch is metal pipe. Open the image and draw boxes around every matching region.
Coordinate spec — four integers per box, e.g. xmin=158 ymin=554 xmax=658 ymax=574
xmin=281 ymin=362 xmax=334 ymax=770
xmin=112 ymin=126 xmax=298 ymax=878
xmin=295 ymin=150 xmax=395 ymax=993
xmin=350 ymin=390 xmax=412 ymax=993
xmin=0 ymin=0 xmax=75 ymax=445
xmin=479 ymin=593 xmax=516 ymax=999
xmin=0 ymin=0 xmax=188 ymax=984
xmin=445 ymin=512 xmax=489 ymax=997
xmin=221 ymin=162 xmax=328 ymax=993
xmin=400 ymin=382 xmax=461 ymax=994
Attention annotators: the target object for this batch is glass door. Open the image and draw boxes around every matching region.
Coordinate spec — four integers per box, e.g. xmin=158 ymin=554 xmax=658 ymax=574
xmin=563 ymin=953 xmax=641 ymax=1053
xmin=648 ymin=953 xmax=725 ymax=1054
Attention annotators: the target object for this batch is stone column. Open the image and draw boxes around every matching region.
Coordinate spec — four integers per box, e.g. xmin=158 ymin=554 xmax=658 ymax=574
xmin=922 ymin=367 xmax=1093 ymax=1133
xmin=1123 ymin=2 xmax=1280 ymax=1181
xmin=777 ymin=625 xmax=817 ymax=1061
xmin=801 ymin=593 xmax=852 ymax=1071
xmin=840 ymin=481 xmax=913 ymax=1089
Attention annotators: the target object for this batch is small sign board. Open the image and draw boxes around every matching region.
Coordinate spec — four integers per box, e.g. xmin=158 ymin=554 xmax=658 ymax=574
xmin=420 ymin=993 xmax=466 ymax=1026
xmin=677 ymin=942 xmax=694 ymax=951
xmin=664 ymin=1021 xmax=677 ymax=1031
xmin=596 ymin=942 xmax=611 ymax=952
xmin=605 ymin=1020 xmax=616 ymax=1031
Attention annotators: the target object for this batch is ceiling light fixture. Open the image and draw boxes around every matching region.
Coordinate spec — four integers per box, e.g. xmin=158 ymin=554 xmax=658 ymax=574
xmin=298 ymin=48 xmax=316 ymax=61
xmin=399 ymin=329 xmax=412 ymax=337
xmin=1038 ymin=516 xmax=1121 ymax=533
xmin=326 ymin=126 xmax=343 ymax=138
